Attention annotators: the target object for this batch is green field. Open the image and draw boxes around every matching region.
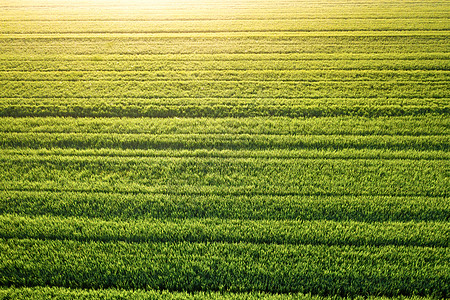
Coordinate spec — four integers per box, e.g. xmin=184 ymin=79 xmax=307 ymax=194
xmin=0 ymin=0 xmax=449 ymax=299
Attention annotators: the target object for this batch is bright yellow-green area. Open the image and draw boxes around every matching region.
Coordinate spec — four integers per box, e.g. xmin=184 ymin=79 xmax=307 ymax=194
xmin=0 ymin=0 xmax=449 ymax=299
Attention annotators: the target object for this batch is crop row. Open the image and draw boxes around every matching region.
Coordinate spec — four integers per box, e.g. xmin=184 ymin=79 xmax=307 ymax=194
xmin=2 ymin=52 xmax=448 ymax=61
xmin=1 ymin=156 xmax=448 ymax=196
xmin=1 ymin=191 xmax=448 ymax=222
xmin=2 ymin=58 xmax=447 ymax=72
xmin=2 ymin=52 xmax=448 ymax=62
xmin=4 ymin=31 xmax=447 ymax=39
xmin=1 ymin=35 xmax=446 ymax=56
xmin=0 ymin=286 xmax=442 ymax=300
xmin=1 ymin=132 xmax=447 ymax=151
xmin=3 ymin=18 xmax=449 ymax=34
xmin=2 ymin=70 xmax=449 ymax=82
xmin=3 ymin=0 xmax=447 ymax=21
xmin=1 ymin=116 xmax=447 ymax=136
xmin=1 ymin=80 xmax=448 ymax=99
xmin=2 ymin=148 xmax=448 ymax=161
xmin=1 ymin=214 xmax=448 ymax=247
xmin=1 ymin=238 xmax=448 ymax=296
xmin=1 ymin=101 xmax=447 ymax=118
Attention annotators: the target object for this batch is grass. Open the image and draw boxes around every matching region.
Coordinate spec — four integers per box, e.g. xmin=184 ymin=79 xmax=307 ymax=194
xmin=0 ymin=0 xmax=448 ymax=298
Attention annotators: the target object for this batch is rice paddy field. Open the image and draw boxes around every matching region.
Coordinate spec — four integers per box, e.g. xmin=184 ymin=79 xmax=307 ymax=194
xmin=0 ymin=0 xmax=449 ymax=299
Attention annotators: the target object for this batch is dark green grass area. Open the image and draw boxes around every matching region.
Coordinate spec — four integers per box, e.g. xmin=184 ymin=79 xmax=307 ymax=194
xmin=1 ymin=191 xmax=448 ymax=222
xmin=1 ymin=239 xmax=448 ymax=297
xmin=1 ymin=215 xmax=448 ymax=247
xmin=1 ymin=156 xmax=448 ymax=196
